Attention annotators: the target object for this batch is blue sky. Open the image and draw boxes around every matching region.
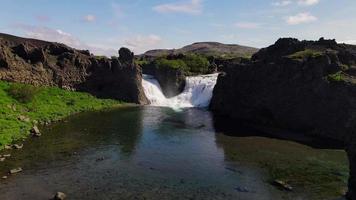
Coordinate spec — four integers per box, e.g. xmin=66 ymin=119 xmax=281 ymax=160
xmin=0 ymin=0 xmax=355 ymax=55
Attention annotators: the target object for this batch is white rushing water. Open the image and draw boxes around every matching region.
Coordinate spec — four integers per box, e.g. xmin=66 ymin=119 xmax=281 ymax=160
xmin=142 ymin=73 xmax=219 ymax=109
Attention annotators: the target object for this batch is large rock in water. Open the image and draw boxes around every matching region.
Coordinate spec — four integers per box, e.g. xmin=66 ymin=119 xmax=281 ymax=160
xmin=0 ymin=33 xmax=148 ymax=104
xmin=141 ymin=62 xmax=186 ymax=98
xmin=155 ymin=67 xmax=186 ymax=98
xmin=210 ymin=38 xmax=356 ymax=199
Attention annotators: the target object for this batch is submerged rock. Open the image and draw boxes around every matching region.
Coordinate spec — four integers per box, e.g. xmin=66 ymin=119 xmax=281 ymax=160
xmin=53 ymin=192 xmax=66 ymax=200
xmin=13 ymin=144 xmax=23 ymax=149
xmin=9 ymin=168 xmax=22 ymax=174
xmin=272 ymin=180 xmax=293 ymax=191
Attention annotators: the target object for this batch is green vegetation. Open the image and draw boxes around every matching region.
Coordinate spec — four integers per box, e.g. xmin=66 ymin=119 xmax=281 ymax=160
xmin=181 ymin=54 xmax=210 ymax=74
xmin=154 ymin=58 xmax=189 ymax=71
xmin=265 ymin=156 xmax=348 ymax=199
xmin=140 ymin=53 xmax=211 ymax=75
xmin=288 ymin=49 xmax=323 ymax=60
xmin=0 ymin=81 xmax=122 ymax=149
xmin=328 ymin=71 xmax=345 ymax=82
xmin=135 ymin=59 xmax=150 ymax=66
xmin=7 ymin=84 xmax=40 ymax=103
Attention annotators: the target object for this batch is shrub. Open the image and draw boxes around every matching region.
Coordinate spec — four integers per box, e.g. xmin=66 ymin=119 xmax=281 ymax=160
xmin=288 ymin=49 xmax=323 ymax=60
xmin=182 ymin=54 xmax=210 ymax=74
xmin=154 ymin=58 xmax=188 ymax=71
xmin=327 ymin=71 xmax=344 ymax=82
xmin=7 ymin=84 xmax=40 ymax=103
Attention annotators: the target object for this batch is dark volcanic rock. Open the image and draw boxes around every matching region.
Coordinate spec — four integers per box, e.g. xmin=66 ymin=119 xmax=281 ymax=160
xmin=0 ymin=33 xmax=148 ymax=104
xmin=0 ymin=49 xmax=8 ymax=69
xmin=155 ymin=67 xmax=186 ymax=98
xmin=141 ymin=62 xmax=186 ymax=98
xmin=119 ymin=47 xmax=134 ymax=64
xmin=210 ymin=38 xmax=356 ymax=198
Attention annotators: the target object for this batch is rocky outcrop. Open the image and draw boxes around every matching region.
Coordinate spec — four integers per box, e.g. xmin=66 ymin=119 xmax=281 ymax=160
xmin=0 ymin=33 xmax=148 ymax=104
xmin=210 ymin=38 xmax=356 ymax=199
xmin=141 ymin=63 xmax=186 ymax=98
xmin=155 ymin=68 xmax=186 ymax=98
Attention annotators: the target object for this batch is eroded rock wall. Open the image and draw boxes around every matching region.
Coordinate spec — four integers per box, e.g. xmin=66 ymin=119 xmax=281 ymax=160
xmin=0 ymin=33 xmax=148 ymax=104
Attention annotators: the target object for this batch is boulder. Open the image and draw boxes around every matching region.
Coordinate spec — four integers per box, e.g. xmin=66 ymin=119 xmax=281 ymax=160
xmin=31 ymin=126 xmax=41 ymax=137
xmin=9 ymin=167 xmax=22 ymax=174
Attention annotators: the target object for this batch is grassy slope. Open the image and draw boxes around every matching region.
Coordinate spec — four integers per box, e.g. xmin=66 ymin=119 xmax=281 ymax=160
xmin=0 ymin=81 xmax=122 ymax=149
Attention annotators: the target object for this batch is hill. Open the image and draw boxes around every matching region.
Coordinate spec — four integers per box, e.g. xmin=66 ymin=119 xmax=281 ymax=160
xmin=141 ymin=42 xmax=258 ymax=59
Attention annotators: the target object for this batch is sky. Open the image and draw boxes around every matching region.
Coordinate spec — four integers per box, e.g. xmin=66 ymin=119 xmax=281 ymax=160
xmin=0 ymin=0 xmax=355 ymax=56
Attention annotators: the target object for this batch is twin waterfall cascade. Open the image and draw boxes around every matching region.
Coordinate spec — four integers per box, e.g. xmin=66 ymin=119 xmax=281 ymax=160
xmin=142 ymin=73 xmax=219 ymax=109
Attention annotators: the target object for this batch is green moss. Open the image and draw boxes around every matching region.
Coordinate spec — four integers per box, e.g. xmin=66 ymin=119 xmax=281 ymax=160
xmin=0 ymin=81 xmax=123 ymax=149
xmin=217 ymin=136 xmax=348 ymax=200
xmin=263 ymin=156 xmax=348 ymax=198
xmin=135 ymin=59 xmax=150 ymax=66
xmin=328 ymin=71 xmax=344 ymax=82
xmin=288 ymin=49 xmax=323 ymax=60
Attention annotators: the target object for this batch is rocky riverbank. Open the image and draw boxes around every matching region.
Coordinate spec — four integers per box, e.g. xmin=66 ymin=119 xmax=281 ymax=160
xmin=210 ymin=38 xmax=356 ymax=199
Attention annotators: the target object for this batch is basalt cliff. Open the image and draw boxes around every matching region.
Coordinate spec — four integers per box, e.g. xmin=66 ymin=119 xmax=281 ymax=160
xmin=0 ymin=33 xmax=148 ymax=104
xmin=210 ymin=38 xmax=356 ymax=199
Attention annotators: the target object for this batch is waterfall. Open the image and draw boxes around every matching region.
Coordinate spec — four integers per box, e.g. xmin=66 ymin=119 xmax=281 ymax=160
xmin=142 ymin=73 xmax=219 ymax=109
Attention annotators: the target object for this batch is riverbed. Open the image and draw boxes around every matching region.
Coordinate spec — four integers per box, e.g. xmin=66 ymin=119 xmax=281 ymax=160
xmin=0 ymin=107 xmax=348 ymax=200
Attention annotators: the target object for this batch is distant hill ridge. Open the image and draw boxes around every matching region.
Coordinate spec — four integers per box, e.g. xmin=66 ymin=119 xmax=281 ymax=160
xmin=141 ymin=42 xmax=259 ymax=58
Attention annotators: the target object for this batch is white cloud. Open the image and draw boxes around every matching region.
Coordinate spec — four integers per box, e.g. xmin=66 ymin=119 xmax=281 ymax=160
xmin=272 ymin=0 xmax=319 ymax=7
xmin=83 ymin=14 xmax=96 ymax=22
xmin=234 ymin=22 xmax=260 ymax=29
xmin=14 ymin=24 xmax=116 ymax=56
xmin=153 ymin=0 xmax=203 ymax=15
xmin=286 ymin=12 xmax=317 ymax=25
xmin=272 ymin=0 xmax=292 ymax=7
xmin=339 ymin=40 xmax=356 ymax=45
xmin=297 ymin=0 xmax=319 ymax=6
xmin=123 ymin=34 xmax=163 ymax=53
